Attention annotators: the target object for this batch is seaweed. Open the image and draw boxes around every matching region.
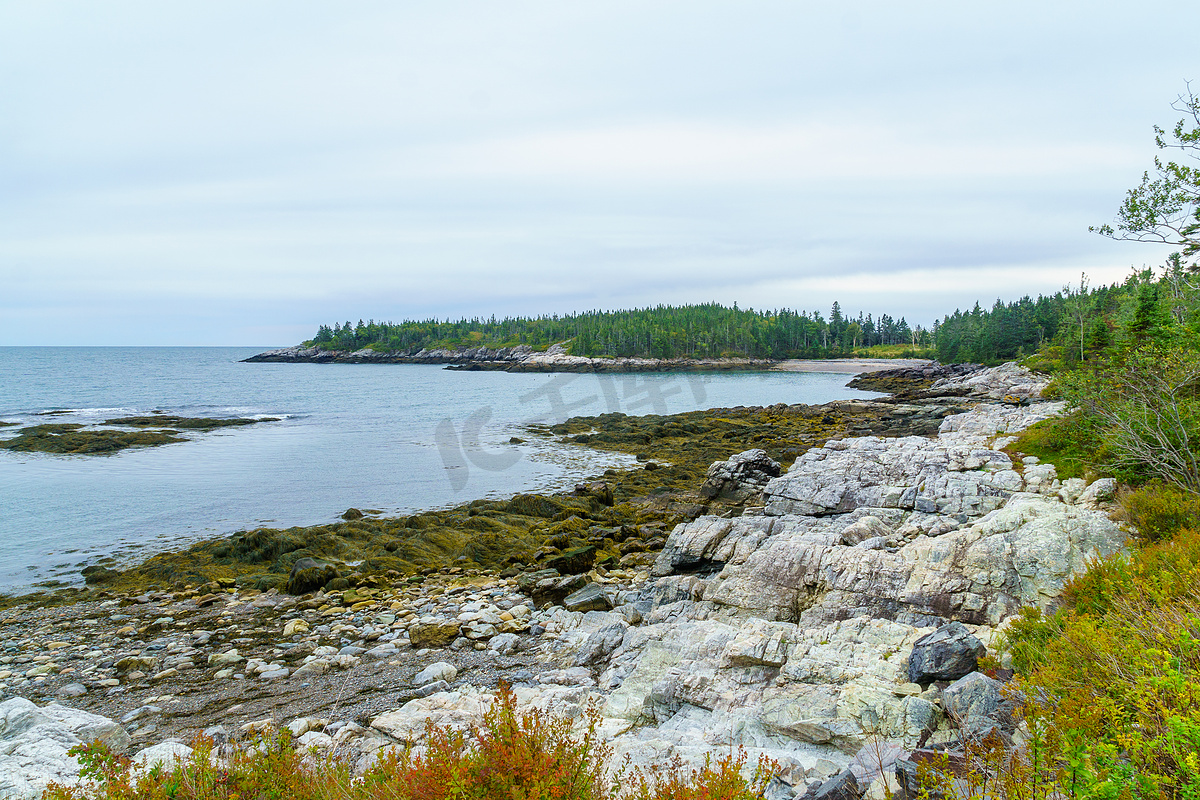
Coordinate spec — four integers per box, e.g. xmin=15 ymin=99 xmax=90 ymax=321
xmin=0 ymin=424 xmax=186 ymax=454
xmin=105 ymin=415 xmax=279 ymax=429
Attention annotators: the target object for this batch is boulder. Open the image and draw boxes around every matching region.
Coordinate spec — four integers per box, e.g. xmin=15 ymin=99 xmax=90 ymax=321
xmin=545 ymin=546 xmax=597 ymax=575
xmin=0 ymin=698 xmax=130 ymax=800
xmin=563 ymin=583 xmax=613 ymax=613
xmin=942 ymin=672 xmax=1003 ymax=732
xmin=285 ymin=558 xmax=339 ymax=595
xmin=700 ymin=449 xmax=782 ymax=503
xmin=408 ymin=618 xmax=462 ymax=649
xmin=906 ymin=622 xmax=986 ymax=684
xmin=132 ymin=741 xmax=194 ymax=771
xmin=413 ymin=661 xmax=457 ymax=687
xmin=805 ymin=769 xmax=861 ymax=800
xmin=531 ymin=574 xmax=587 ymax=608
xmin=573 ymin=481 xmax=614 ymax=506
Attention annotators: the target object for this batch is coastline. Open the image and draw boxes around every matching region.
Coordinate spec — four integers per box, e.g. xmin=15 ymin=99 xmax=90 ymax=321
xmin=0 ymin=361 xmax=1120 ymax=800
xmin=242 ymin=343 xmax=934 ymax=374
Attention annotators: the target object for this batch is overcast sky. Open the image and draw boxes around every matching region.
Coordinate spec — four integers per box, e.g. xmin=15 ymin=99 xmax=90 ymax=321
xmin=1 ymin=2 xmax=1196 ymax=346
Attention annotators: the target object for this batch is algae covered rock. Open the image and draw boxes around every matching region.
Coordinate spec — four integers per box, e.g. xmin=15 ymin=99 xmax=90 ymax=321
xmin=284 ymin=557 xmax=339 ymax=595
xmin=544 ymin=546 xmax=597 ymax=575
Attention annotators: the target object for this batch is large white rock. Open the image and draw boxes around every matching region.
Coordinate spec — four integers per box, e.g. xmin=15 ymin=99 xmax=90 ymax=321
xmin=0 ymin=698 xmax=130 ymax=800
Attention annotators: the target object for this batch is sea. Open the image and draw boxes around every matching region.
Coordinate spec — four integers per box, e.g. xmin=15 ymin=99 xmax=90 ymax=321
xmin=0 ymin=347 xmax=882 ymax=595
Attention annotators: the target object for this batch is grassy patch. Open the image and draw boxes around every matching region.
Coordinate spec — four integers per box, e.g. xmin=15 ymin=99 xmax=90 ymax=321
xmin=850 ymin=343 xmax=936 ymax=359
xmin=1003 ymin=412 xmax=1107 ymax=481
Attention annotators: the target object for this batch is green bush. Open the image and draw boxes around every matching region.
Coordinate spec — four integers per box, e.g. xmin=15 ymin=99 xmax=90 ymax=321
xmin=1120 ymin=483 xmax=1200 ymax=542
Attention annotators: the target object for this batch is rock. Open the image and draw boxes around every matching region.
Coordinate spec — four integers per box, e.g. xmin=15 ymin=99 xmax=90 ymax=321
xmin=840 ymin=516 xmax=893 ymax=546
xmin=517 ymin=568 xmax=560 ymax=593
xmin=364 ymin=643 xmax=399 ymax=661
xmin=488 ymin=633 xmax=521 ymax=655
xmin=572 ymin=622 xmax=627 ymax=667
xmin=285 ymin=558 xmax=339 ymax=595
xmin=545 ymin=546 xmax=597 ymax=575
xmin=573 ymin=481 xmax=614 ymax=506
xmin=942 ymin=672 xmax=1003 ymax=732
xmin=1078 ymin=478 xmax=1117 ymax=505
xmin=807 ymin=769 xmax=861 ymax=800
xmin=371 ymin=689 xmax=491 ymax=743
xmin=906 ymin=622 xmax=986 ymax=684
xmin=55 ymin=684 xmax=87 ymax=699
xmin=413 ymin=680 xmax=451 ymax=698
xmin=207 ymin=649 xmax=244 ymax=667
xmin=408 ymin=618 xmax=461 ymax=648
xmin=81 ymin=565 xmax=119 ymax=585
xmin=283 ymin=619 xmax=310 ymax=636
xmin=531 ymin=574 xmax=587 ymax=607
xmin=202 ymin=725 xmax=229 ymax=744
xmin=0 ymin=698 xmax=130 ymax=799
xmin=132 ymin=741 xmax=193 ymax=771
xmin=414 ymin=661 xmax=458 ymax=687
xmin=662 ymin=437 xmax=1123 ymax=626
xmin=121 ymin=705 xmax=162 ymax=725
xmin=700 ymin=449 xmax=783 ymax=503
xmin=563 ymin=584 xmax=613 ymax=613
xmin=114 ymin=656 xmax=155 ymax=674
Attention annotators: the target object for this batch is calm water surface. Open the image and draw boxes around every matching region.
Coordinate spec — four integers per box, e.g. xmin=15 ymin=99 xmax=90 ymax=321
xmin=0 ymin=347 xmax=881 ymax=593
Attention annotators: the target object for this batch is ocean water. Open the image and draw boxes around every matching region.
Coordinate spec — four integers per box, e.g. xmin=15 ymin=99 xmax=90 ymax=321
xmin=0 ymin=347 xmax=881 ymax=594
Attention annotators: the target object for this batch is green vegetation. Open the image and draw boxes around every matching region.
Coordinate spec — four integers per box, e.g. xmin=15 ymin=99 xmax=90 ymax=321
xmin=47 ymin=686 xmax=773 ymax=800
xmin=309 ymin=301 xmax=928 ymax=359
xmin=307 ymin=264 xmax=1191 ymax=367
xmin=850 ymin=342 xmax=937 ymax=359
xmin=0 ymin=416 xmax=279 ymax=455
xmin=907 ymin=86 xmax=1200 ymax=800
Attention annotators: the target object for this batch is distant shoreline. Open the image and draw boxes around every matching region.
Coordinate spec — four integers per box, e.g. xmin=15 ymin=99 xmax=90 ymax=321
xmin=242 ymin=344 xmax=933 ymax=374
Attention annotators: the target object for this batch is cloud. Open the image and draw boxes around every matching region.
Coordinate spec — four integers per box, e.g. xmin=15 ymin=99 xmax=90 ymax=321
xmin=0 ymin=1 xmax=1196 ymax=344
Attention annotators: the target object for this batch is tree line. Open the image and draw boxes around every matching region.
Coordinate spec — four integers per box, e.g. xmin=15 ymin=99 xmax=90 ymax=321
xmin=310 ymin=302 xmax=929 ymax=360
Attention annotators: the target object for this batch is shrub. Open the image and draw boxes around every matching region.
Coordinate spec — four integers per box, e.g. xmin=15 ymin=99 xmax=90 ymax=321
xmin=44 ymin=686 xmax=773 ymax=800
xmin=1006 ymin=412 xmax=1107 ymax=481
xmin=1121 ymin=483 xmax=1200 ymax=542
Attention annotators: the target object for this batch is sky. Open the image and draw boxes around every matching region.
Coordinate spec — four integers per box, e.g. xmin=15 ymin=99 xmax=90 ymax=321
xmin=1 ymin=2 xmax=1197 ymax=346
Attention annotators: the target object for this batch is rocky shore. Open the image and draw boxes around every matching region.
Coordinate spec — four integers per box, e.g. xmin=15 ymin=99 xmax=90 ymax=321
xmin=0 ymin=363 xmax=1129 ymax=799
xmin=243 ymin=342 xmax=778 ymax=372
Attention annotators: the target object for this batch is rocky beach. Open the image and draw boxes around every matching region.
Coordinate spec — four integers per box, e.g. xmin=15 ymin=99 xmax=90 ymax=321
xmin=242 ymin=341 xmax=783 ymax=372
xmin=0 ymin=363 xmax=1129 ymax=799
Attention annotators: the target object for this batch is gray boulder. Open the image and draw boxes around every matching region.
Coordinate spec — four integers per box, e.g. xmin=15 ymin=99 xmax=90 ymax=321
xmin=906 ymin=622 xmax=986 ymax=684
xmin=804 ymin=768 xmax=861 ymax=800
xmin=413 ymin=661 xmax=457 ymax=687
xmin=700 ymin=448 xmax=782 ymax=503
xmin=942 ymin=672 xmax=1004 ymax=732
xmin=563 ymin=583 xmax=613 ymax=613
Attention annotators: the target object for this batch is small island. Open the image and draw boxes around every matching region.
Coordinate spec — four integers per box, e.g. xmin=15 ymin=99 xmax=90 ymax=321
xmin=243 ymin=302 xmax=941 ymax=371
xmin=0 ymin=415 xmax=279 ymax=455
